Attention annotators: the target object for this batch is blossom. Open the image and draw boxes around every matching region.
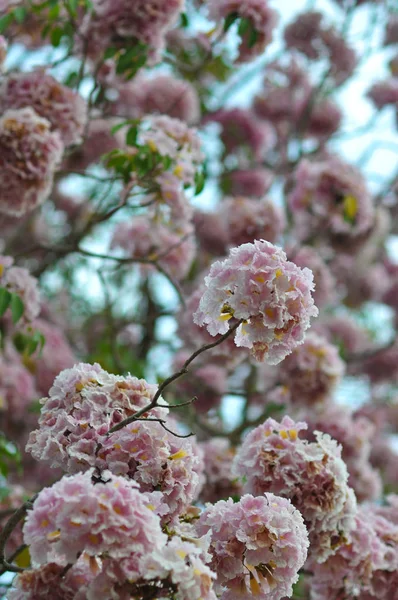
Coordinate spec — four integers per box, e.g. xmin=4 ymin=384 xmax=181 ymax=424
xmin=279 ymin=333 xmax=345 ymax=407
xmin=0 ymin=107 xmax=63 ymax=216
xmin=23 ymin=470 xmax=166 ymax=566
xmin=223 ymin=168 xmax=274 ymax=198
xmin=0 ymin=256 xmax=41 ymax=323
xmin=65 ymin=118 xmax=121 ymax=172
xmin=0 ymin=70 xmax=87 ymax=146
xmin=28 ymin=318 xmax=77 ymax=395
xmin=95 ymin=418 xmax=204 ymax=523
xmin=288 ymin=156 xmax=374 ymax=241
xmin=26 ymin=362 xmax=168 ymax=473
xmin=208 ymin=0 xmax=278 ymax=62
xmin=81 ymin=0 xmax=184 ymax=65
xmin=198 ymin=438 xmax=242 ymax=503
xmin=110 ymin=74 xmax=200 ymax=124
xmin=288 ymin=246 xmax=336 ymax=308
xmin=209 ymin=108 xmax=275 ymax=160
xmin=221 ymin=197 xmax=285 ymax=247
xmin=0 ymin=348 xmax=37 ymax=423
xmin=385 ymin=14 xmax=398 ymax=46
xmin=193 ymin=240 xmax=318 ymax=364
xmin=313 ymin=314 xmax=370 ymax=356
xmin=367 ymin=78 xmax=398 ymax=109
xmin=196 ymin=493 xmax=309 ymax=600
xmin=233 ymin=416 xmax=356 ymax=561
xmin=111 ymin=217 xmax=196 ymax=280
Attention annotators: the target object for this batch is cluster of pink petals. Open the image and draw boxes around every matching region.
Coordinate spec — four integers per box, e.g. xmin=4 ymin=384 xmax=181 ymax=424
xmin=81 ymin=0 xmax=184 ymax=64
xmin=26 ymin=362 xmax=167 ymax=473
xmin=196 ymin=493 xmax=309 ymax=600
xmin=233 ymin=416 xmax=357 ymax=561
xmin=288 ymin=156 xmax=374 ymax=241
xmin=223 ymin=168 xmax=274 ymax=198
xmin=198 ymin=438 xmax=242 ymax=503
xmin=209 ymin=108 xmax=275 ymax=160
xmin=314 ymin=314 xmax=370 ymax=356
xmin=310 ymin=503 xmax=398 ymax=600
xmin=0 ymin=348 xmax=37 ymax=424
xmin=279 ymin=332 xmax=345 ymax=407
xmin=0 ymin=107 xmax=63 ymax=217
xmin=221 ymin=197 xmax=285 ymax=247
xmin=96 ymin=418 xmax=204 ymax=523
xmin=0 ymin=255 xmax=41 ymax=323
xmin=65 ymin=118 xmax=121 ymax=172
xmin=110 ymin=74 xmax=200 ymax=124
xmin=23 ymin=469 xmax=166 ymax=566
xmin=288 ymin=246 xmax=336 ymax=308
xmin=111 ymin=217 xmax=196 ymax=280
xmin=284 ymin=11 xmax=357 ymax=84
xmin=29 ymin=318 xmax=77 ymax=395
xmin=194 ymin=240 xmax=318 ymax=364
xmin=385 ymin=14 xmax=398 ymax=46
xmin=303 ymin=404 xmax=382 ymax=502
xmin=208 ymin=0 xmax=278 ymax=62
xmin=0 ymin=70 xmax=87 ymax=146
xmin=367 ymin=78 xmax=398 ymax=109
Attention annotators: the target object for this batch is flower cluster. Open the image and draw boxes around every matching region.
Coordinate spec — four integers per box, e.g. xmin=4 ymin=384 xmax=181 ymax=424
xmin=208 ymin=0 xmax=278 ymax=62
xmin=0 ymin=70 xmax=87 ymax=146
xmin=198 ymin=438 xmax=242 ymax=503
xmin=0 ymin=255 xmax=41 ymax=323
xmin=288 ymin=156 xmax=374 ymax=242
xmin=196 ymin=493 xmax=309 ymax=600
xmin=82 ymin=0 xmax=184 ymax=64
xmin=233 ymin=416 xmax=356 ymax=561
xmin=26 ymin=362 xmax=167 ymax=473
xmin=279 ymin=332 xmax=345 ymax=407
xmin=221 ymin=197 xmax=285 ymax=247
xmin=288 ymin=246 xmax=336 ymax=308
xmin=0 ymin=107 xmax=63 ymax=216
xmin=194 ymin=240 xmax=318 ymax=363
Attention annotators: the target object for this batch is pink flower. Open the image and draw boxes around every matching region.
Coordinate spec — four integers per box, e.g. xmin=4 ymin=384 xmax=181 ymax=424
xmin=0 ymin=256 xmax=41 ymax=323
xmin=367 ymin=78 xmax=398 ymax=109
xmin=196 ymin=493 xmax=309 ymax=600
xmin=198 ymin=438 xmax=242 ymax=503
xmin=208 ymin=0 xmax=278 ymax=62
xmin=233 ymin=416 xmax=357 ymax=561
xmin=221 ymin=197 xmax=285 ymax=247
xmin=111 ymin=217 xmax=196 ymax=280
xmin=110 ymin=74 xmax=200 ymax=124
xmin=385 ymin=14 xmax=398 ymax=46
xmin=27 ymin=362 xmax=168 ymax=473
xmin=96 ymin=419 xmax=204 ymax=523
xmin=223 ymin=168 xmax=274 ymax=198
xmin=0 ymin=348 xmax=37 ymax=424
xmin=0 ymin=107 xmax=63 ymax=216
xmin=0 ymin=70 xmax=87 ymax=146
xmin=65 ymin=118 xmax=121 ymax=172
xmin=193 ymin=240 xmax=318 ymax=364
xmin=23 ymin=470 xmax=166 ymax=566
xmin=288 ymin=157 xmax=374 ymax=241
xmin=279 ymin=333 xmax=345 ymax=407
xmin=288 ymin=246 xmax=336 ymax=308
xmin=313 ymin=314 xmax=370 ymax=356
xmin=81 ymin=0 xmax=184 ymax=64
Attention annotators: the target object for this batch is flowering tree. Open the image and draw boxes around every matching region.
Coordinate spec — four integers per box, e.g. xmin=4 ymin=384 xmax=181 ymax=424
xmin=0 ymin=0 xmax=397 ymax=598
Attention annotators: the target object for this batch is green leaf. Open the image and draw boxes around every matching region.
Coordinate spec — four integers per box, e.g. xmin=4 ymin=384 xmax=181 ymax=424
xmin=50 ymin=25 xmax=64 ymax=47
xmin=10 ymin=293 xmax=24 ymax=324
xmin=238 ymin=17 xmax=251 ymax=36
xmin=0 ymin=287 xmax=12 ymax=317
xmin=180 ymin=12 xmax=189 ymax=28
xmin=247 ymin=23 xmax=258 ymax=48
xmin=0 ymin=13 xmax=14 ymax=34
xmin=223 ymin=11 xmax=239 ymax=32
xmin=13 ymin=6 xmax=27 ymax=23
xmin=194 ymin=170 xmax=206 ymax=195
xmin=126 ymin=125 xmax=138 ymax=146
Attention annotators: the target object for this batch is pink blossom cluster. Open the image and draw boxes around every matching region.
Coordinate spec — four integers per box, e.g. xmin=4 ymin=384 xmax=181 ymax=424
xmin=26 ymin=362 xmax=167 ymax=473
xmin=233 ymin=416 xmax=357 ymax=561
xmin=310 ymin=503 xmax=398 ymax=599
xmin=284 ymin=11 xmax=357 ymax=84
xmin=0 ymin=107 xmax=63 ymax=216
xmin=0 ymin=255 xmax=41 ymax=323
xmin=0 ymin=347 xmax=37 ymax=425
xmin=198 ymin=438 xmax=242 ymax=503
xmin=288 ymin=156 xmax=374 ymax=242
xmin=0 ymin=70 xmax=88 ymax=146
xmin=96 ymin=418 xmax=204 ymax=523
xmin=221 ymin=197 xmax=285 ymax=248
xmin=279 ymin=332 xmax=345 ymax=407
xmin=193 ymin=240 xmax=318 ymax=364
xmin=81 ymin=0 xmax=184 ymax=64
xmin=65 ymin=118 xmax=121 ymax=172
xmin=111 ymin=218 xmax=196 ymax=280
xmin=109 ymin=74 xmax=200 ymax=124
xmin=223 ymin=168 xmax=274 ymax=198
xmin=367 ymin=78 xmax=398 ymax=110
xmin=208 ymin=0 xmax=278 ymax=62
xmin=288 ymin=246 xmax=336 ymax=308
xmin=196 ymin=493 xmax=309 ymax=600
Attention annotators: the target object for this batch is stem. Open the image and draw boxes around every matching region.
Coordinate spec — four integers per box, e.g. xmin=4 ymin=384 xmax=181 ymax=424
xmin=0 ymin=495 xmax=37 ymax=568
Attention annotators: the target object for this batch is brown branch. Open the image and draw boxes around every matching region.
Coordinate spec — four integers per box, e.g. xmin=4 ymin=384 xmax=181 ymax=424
xmin=0 ymin=495 xmax=37 ymax=570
